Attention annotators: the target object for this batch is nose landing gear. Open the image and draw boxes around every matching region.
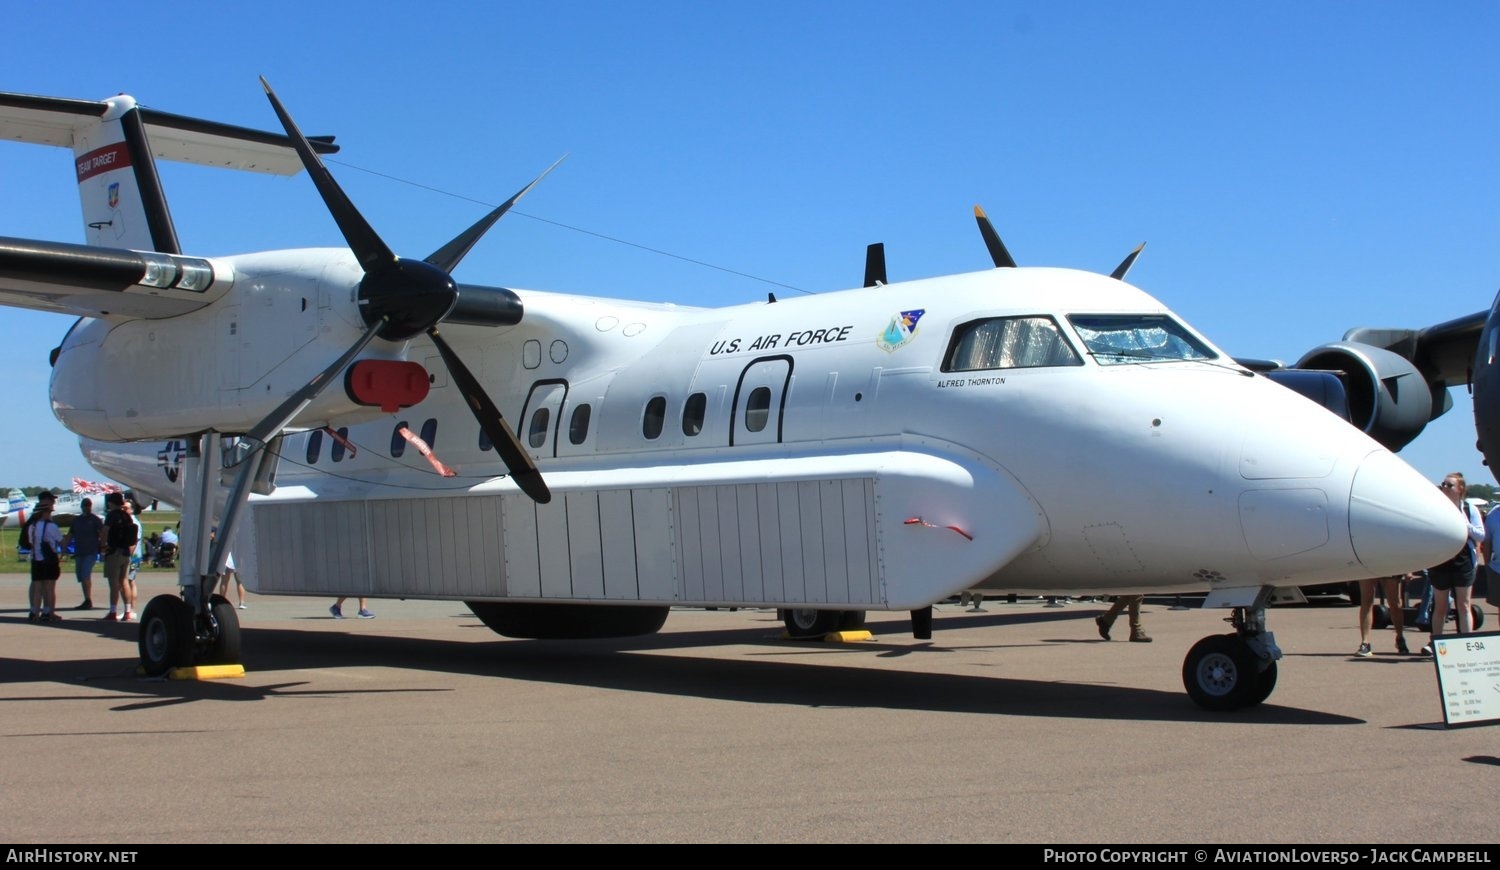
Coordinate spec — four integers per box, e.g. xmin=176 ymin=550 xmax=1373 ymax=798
xmin=1182 ymin=590 xmax=1281 ymax=711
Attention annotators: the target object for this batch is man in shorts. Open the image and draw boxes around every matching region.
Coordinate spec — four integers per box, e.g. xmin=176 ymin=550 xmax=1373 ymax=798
xmin=63 ymin=497 xmax=104 ymax=610
xmin=102 ymin=493 xmax=139 ymax=622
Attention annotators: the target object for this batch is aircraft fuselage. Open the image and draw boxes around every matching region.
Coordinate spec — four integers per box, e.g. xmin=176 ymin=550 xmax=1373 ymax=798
xmin=74 ymin=257 xmax=1465 ymax=611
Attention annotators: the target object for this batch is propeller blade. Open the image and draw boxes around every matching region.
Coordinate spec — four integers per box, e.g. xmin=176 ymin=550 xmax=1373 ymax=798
xmin=864 ymin=242 xmax=886 ymax=287
xmin=973 ymin=205 xmax=1017 ymax=269
xmin=1109 ymin=242 xmax=1146 ymax=281
xmin=425 ymin=156 xmax=567 ymax=274
xmin=262 ymin=80 xmax=456 ymax=341
xmin=427 ymin=328 xmax=551 ymax=504
xmin=226 ymin=317 xmax=388 ymax=467
xmin=259 ymin=81 xmax=546 ymax=504
xmin=260 ymin=78 xmax=395 ymax=273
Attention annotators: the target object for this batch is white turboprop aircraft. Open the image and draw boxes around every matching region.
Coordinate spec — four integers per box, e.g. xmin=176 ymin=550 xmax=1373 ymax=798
xmin=1 ymin=488 xmax=88 ymax=528
xmin=0 ymin=489 xmax=30 ymax=528
xmin=0 ymin=82 xmax=1467 ymax=710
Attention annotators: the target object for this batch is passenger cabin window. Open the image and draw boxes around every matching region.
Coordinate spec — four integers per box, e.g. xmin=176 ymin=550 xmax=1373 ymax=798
xmin=943 ymin=316 xmax=1082 ymax=371
xmin=330 ymin=427 xmax=350 ymax=462
xmin=642 ymin=396 xmax=667 ymax=440
xmin=390 ymin=421 xmax=410 ymax=458
xmin=682 ymin=392 xmax=707 ymax=436
xmin=479 ymin=428 xmax=492 ymax=451
xmin=528 ymin=407 xmax=551 ymax=449
xmin=1067 ymin=314 xmax=1217 ymax=365
xmin=420 ymin=418 xmax=438 ymax=447
xmin=744 ymin=386 xmax=772 ymax=433
xmin=306 ymin=429 xmax=323 ymax=464
xmin=569 ymin=404 xmax=592 ymax=445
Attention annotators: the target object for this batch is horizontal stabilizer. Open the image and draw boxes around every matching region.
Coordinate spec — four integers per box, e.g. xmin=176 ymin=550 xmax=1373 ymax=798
xmin=0 ymin=92 xmax=337 ymax=176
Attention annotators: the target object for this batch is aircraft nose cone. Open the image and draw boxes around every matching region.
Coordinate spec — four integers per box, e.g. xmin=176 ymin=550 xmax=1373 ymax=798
xmin=1348 ymin=451 xmax=1467 ymax=576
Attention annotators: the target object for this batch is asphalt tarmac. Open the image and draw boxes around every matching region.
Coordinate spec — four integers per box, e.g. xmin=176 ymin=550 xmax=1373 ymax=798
xmin=3 ymin=573 xmax=1496 ymax=844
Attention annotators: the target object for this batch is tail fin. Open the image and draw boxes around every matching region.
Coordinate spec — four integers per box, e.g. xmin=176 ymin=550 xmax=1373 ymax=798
xmin=0 ymin=91 xmax=337 ymax=253
xmin=6 ymin=489 xmax=28 ymax=512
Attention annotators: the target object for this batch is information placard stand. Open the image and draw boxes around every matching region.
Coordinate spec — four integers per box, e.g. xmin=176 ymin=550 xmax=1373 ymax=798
xmin=1431 ymin=630 xmax=1500 ymax=728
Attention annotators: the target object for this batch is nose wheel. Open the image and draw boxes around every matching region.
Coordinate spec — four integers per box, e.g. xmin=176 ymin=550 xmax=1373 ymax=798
xmin=1182 ymin=602 xmax=1280 ymax=711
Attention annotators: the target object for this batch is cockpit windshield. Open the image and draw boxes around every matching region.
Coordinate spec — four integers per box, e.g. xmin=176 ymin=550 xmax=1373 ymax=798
xmin=1066 ymin=314 xmax=1217 ymax=365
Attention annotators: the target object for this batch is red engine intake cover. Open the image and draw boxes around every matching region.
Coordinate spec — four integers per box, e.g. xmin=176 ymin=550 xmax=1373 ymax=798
xmin=345 ymin=360 xmax=431 ymax=412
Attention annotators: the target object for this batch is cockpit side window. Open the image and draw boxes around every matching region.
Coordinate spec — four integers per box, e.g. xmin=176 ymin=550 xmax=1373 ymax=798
xmin=1066 ymin=314 xmax=1217 ymax=365
xmin=942 ymin=316 xmax=1082 ymax=372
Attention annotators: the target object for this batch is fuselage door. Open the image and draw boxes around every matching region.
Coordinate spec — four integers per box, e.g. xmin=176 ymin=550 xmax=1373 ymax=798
xmin=519 ymin=379 xmax=568 ymax=461
xmin=730 ymin=355 xmax=793 ymax=446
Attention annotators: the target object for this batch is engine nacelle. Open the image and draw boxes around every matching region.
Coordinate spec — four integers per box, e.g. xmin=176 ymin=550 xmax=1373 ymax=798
xmin=1295 ymin=341 xmax=1437 ymax=452
xmin=49 ymin=248 xmax=527 ymax=443
xmin=1260 ymin=369 xmax=1351 ymax=422
xmin=49 ymin=250 xmax=398 ymax=441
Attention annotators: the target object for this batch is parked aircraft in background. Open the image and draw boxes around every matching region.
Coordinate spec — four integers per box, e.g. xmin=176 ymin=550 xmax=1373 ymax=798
xmin=0 ymin=83 xmax=1467 ymax=711
xmin=1 ymin=488 xmax=88 ymax=526
xmin=1234 ymin=307 xmax=1494 ymax=485
xmin=0 ymin=489 xmax=29 ymax=528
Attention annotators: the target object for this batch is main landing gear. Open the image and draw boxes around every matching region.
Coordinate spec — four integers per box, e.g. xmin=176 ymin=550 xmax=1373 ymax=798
xmin=136 ymin=433 xmax=252 ymax=677
xmin=780 ymin=608 xmax=867 ymax=639
xmin=138 ymin=593 xmax=241 ymax=676
xmin=1182 ymin=591 xmax=1282 ymax=711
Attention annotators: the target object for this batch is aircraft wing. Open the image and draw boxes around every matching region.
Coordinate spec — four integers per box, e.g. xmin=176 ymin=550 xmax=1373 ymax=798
xmin=1343 ymin=309 xmax=1487 ymax=386
xmin=0 ymin=236 xmax=227 ymax=319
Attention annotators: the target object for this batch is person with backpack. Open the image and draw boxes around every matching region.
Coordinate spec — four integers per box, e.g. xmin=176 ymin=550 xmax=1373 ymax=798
xmin=102 ymin=493 xmax=140 ymax=622
xmin=16 ymin=490 xmax=54 ymax=558
xmin=26 ymin=503 xmax=63 ymax=623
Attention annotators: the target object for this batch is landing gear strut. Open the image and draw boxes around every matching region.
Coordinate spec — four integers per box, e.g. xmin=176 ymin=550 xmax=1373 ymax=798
xmin=1182 ymin=589 xmax=1281 ymax=711
xmin=136 ymin=432 xmax=258 ymax=676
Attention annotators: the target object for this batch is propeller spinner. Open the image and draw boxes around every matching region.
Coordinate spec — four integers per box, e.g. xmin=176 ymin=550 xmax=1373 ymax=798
xmin=256 ymin=78 xmax=552 ymax=503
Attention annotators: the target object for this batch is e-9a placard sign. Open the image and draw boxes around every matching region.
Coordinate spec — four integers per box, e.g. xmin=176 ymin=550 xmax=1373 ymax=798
xmin=1432 ymin=630 xmax=1500 ymax=727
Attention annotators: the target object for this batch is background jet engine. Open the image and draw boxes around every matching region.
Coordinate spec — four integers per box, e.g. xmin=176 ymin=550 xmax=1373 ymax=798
xmin=1293 ymin=341 xmax=1444 ymax=452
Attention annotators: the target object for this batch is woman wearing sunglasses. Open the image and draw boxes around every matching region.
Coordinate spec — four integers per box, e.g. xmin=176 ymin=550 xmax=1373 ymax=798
xmin=1420 ymin=472 xmax=1487 ymax=656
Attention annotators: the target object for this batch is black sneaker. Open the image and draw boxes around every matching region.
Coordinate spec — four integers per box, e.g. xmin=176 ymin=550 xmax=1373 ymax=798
xmin=74 ymin=600 xmax=93 ymax=610
xmin=1356 ymin=643 xmax=1372 ymax=657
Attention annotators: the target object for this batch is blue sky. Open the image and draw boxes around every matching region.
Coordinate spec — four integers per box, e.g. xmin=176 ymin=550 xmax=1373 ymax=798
xmin=1 ymin=2 xmax=1497 ymax=488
